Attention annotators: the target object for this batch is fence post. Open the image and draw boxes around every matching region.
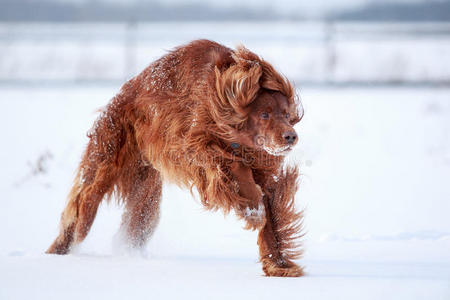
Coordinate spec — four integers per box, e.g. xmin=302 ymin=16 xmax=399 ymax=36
xmin=324 ymin=21 xmax=336 ymax=84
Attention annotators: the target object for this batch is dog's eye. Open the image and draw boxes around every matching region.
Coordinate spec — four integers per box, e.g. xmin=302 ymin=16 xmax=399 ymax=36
xmin=261 ymin=112 xmax=269 ymax=119
xmin=285 ymin=113 xmax=290 ymax=119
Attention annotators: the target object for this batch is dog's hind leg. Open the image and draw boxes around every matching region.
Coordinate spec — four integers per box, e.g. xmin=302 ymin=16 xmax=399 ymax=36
xmin=47 ymin=87 xmax=136 ymax=255
xmin=46 ymin=188 xmax=78 ymax=255
xmin=47 ymin=157 xmax=117 ymax=254
xmin=116 ymin=162 xmax=162 ymax=250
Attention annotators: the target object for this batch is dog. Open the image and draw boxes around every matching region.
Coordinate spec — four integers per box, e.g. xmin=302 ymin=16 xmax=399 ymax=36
xmin=47 ymin=39 xmax=305 ymax=277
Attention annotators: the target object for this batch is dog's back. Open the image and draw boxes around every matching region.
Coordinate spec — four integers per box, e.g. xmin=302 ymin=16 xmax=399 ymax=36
xmin=46 ymin=40 xmax=233 ymax=254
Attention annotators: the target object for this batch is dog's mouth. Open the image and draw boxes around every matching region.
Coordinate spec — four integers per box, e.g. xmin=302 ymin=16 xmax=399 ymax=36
xmin=263 ymin=144 xmax=292 ymax=156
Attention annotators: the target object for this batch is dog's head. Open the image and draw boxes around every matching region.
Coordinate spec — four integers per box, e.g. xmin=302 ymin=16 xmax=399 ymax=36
xmin=243 ymin=90 xmax=302 ymax=156
xmin=214 ymin=46 xmax=303 ymax=156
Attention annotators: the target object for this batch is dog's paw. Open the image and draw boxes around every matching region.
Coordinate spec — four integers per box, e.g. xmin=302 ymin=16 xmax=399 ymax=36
xmin=261 ymin=259 xmax=305 ymax=277
xmin=242 ymin=202 xmax=266 ymax=230
xmin=264 ymin=265 xmax=304 ymax=277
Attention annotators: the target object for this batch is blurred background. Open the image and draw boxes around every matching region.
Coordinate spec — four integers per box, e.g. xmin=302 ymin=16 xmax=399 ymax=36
xmin=1 ymin=0 xmax=450 ymax=279
xmin=1 ymin=0 xmax=450 ymax=84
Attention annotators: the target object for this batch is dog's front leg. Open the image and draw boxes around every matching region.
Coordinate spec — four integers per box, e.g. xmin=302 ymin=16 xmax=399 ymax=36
xmin=257 ymin=195 xmax=304 ymax=277
xmin=229 ymin=161 xmax=266 ymax=230
xmin=257 ymin=168 xmax=305 ymax=277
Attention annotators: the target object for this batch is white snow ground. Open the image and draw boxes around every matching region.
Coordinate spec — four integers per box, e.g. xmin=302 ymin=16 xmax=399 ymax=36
xmin=0 ymin=85 xmax=449 ymax=299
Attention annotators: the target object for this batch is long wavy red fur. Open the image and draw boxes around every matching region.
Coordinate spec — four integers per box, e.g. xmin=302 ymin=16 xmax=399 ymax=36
xmin=47 ymin=39 xmax=304 ymax=277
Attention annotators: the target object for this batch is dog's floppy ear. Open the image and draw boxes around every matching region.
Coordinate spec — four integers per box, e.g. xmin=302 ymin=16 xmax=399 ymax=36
xmin=215 ymin=46 xmax=262 ymax=116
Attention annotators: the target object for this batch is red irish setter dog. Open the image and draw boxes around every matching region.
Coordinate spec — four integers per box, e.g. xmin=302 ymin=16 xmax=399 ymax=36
xmin=47 ymin=39 xmax=305 ymax=277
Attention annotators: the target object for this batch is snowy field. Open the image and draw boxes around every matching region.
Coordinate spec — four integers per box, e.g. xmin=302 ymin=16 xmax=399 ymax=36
xmin=0 ymin=84 xmax=449 ymax=299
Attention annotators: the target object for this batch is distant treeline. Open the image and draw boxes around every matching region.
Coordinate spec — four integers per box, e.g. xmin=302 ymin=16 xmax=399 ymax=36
xmin=0 ymin=0 xmax=281 ymax=22
xmin=331 ymin=1 xmax=450 ymax=22
xmin=1 ymin=0 xmax=450 ymax=22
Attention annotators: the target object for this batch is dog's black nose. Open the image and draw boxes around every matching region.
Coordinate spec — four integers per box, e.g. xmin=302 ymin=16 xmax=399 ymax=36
xmin=283 ymin=131 xmax=297 ymax=145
